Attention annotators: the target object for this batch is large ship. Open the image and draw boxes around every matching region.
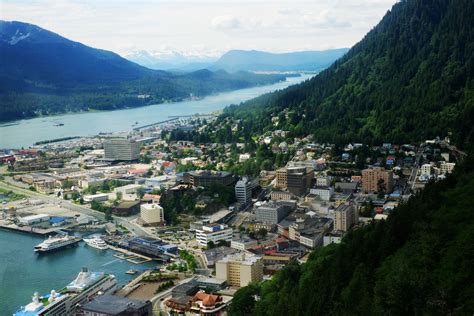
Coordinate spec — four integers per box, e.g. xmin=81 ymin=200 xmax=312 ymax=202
xmin=14 ymin=267 xmax=117 ymax=316
xmin=83 ymin=236 xmax=108 ymax=250
xmin=34 ymin=235 xmax=82 ymax=253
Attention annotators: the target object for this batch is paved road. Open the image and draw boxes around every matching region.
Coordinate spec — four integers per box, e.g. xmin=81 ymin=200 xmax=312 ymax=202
xmin=0 ymin=181 xmax=150 ymax=236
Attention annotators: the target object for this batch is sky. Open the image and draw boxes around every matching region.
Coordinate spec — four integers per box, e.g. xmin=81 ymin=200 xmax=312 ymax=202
xmin=1 ymin=0 xmax=397 ymax=57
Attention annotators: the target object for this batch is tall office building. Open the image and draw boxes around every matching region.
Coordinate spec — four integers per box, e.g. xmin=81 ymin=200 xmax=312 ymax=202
xmin=235 ymin=177 xmax=253 ymax=206
xmin=361 ymin=167 xmax=393 ymax=193
xmin=103 ymin=138 xmax=140 ymax=162
xmin=334 ymin=203 xmax=357 ymax=232
xmin=276 ymin=166 xmax=314 ymax=195
xmin=216 ymin=253 xmax=263 ymax=287
xmin=140 ymin=203 xmax=164 ymax=226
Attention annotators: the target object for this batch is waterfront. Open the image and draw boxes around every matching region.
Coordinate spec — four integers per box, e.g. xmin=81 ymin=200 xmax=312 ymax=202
xmin=0 ymin=74 xmax=313 ymax=149
xmin=0 ymin=229 xmax=156 ymax=315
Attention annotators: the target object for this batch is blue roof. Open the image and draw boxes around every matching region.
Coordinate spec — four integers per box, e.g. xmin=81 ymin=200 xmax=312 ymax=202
xmin=49 ymin=217 xmax=65 ymax=223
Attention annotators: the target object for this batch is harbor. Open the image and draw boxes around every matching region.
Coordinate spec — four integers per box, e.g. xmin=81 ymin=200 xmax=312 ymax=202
xmin=0 ymin=228 xmax=157 ymax=315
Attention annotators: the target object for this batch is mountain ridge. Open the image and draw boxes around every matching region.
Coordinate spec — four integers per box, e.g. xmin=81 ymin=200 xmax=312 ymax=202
xmin=0 ymin=20 xmax=286 ymax=122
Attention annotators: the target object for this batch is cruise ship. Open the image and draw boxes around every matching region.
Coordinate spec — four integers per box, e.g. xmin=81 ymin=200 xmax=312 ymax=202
xmin=14 ymin=267 xmax=117 ymax=316
xmin=34 ymin=235 xmax=82 ymax=253
xmin=83 ymin=236 xmax=108 ymax=250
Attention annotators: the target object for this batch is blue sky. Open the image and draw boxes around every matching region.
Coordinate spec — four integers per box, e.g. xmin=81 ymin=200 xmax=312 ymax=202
xmin=1 ymin=0 xmax=397 ymax=57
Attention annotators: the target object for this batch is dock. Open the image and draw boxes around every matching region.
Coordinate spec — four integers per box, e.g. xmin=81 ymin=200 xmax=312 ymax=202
xmin=109 ymin=245 xmax=153 ymax=263
xmin=0 ymin=222 xmax=61 ymax=236
xmin=133 ymin=118 xmax=179 ymax=131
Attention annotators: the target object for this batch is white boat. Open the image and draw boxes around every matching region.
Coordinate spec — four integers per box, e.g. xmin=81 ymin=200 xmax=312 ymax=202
xmin=83 ymin=237 xmax=108 ymax=250
xmin=34 ymin=235 xmax=82 ymax=253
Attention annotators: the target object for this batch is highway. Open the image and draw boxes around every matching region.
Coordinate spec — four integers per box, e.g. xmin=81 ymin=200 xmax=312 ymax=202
xmin=0 ymin=180 xmax=150 ymax=236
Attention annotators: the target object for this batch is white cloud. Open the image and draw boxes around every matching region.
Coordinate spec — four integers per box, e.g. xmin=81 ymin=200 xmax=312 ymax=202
xmin=0 ymin=0 xmax=397 ymax=56
xmin=211 ymin=15 xmax=242 ymax=31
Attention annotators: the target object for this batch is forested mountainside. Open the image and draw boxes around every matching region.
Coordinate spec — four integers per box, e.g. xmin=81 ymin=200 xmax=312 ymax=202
xmin=230 ymin=156 xmax=474 ymax=315
xmin=219 ymin=0 xmax=474 ymax=150
xmin=226 ymin=0 xmax=474 ymax=315
xmin=0 ymin=21 xmax=285 ymax=122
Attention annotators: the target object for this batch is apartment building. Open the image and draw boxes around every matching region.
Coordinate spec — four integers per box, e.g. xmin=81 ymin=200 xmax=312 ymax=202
xmin=361 ymin=167 xmax=393 ymax=193
xmin=140 ymin=203 xmax=164 ymax=226
xmin=216 ymin=253 xmax=263 ymax=287
xmin=334 ymin=203 xmax=357 ymax=232
xmin=103 ymin=138 xmax=140 ymax=162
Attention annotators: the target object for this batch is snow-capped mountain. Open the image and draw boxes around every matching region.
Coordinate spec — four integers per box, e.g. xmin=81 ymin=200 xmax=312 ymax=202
xmin=124 ymin=50 xmax=218 ymax=71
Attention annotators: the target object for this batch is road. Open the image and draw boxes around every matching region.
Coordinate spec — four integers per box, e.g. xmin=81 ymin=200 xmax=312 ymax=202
xmin=151 ymin=276 xmax=197 ymax=315
xmin=0 ymin=180 xmax=150 ymax=236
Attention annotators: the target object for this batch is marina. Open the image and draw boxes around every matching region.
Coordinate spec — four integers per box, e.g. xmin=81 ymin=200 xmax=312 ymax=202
xmin=0 ymin=229 xmax=156 ymax=315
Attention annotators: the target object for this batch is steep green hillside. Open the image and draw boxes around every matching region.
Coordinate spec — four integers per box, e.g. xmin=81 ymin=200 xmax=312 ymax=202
xmin=221 ymin=0 xmax=474 ymax=149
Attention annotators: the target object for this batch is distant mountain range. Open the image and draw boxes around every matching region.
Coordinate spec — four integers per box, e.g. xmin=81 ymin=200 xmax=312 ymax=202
xmin=126 ymin=48 xmax=349 ymax=72
xmin=125 ymin=50 xmax=217 ymax=71
xmin=0 ymin=20 xmax=286 ymax=122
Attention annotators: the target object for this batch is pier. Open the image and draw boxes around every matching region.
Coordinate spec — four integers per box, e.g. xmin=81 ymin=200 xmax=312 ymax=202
xmin=133 ymin=118 xmax=179 ymax=131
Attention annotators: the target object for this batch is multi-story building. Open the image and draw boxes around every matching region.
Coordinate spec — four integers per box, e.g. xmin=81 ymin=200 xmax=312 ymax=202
xmin=195 ymin=223 xmax=233 ymax=247
xmin=270 ymin=191 xmax=294 ymax=201
xmin=255 ymin=201 xmax=295 ymax=224
xmin=334 ymin=203 xmax=357 ymax=232
xmin=288 ymin=216 xmax=332 ymax=249
xmin=216 ymin=253 xmax=263 ymax=287
xmin=230 ymin=238 xmax=258 ymax=251
xmin=309 ymin=186 xmax=334 ymax=201
xmin=103 ymin=138 xmax=140 ymax=162
xmin=361 ymin=167 xmax=393 ymax=193
xmin=183 ymin=171 xmax=234 ymax=187
xmin=316 ymin=176 xmax=331 ymax=187
xmin=439 ymin=162 xmax=455 ymax=174
xmin=276 ymin=166 xmax=314 ymax=195
xmin=235 ymin=177 xmax=254 ymax=206
xmin=140 ymin=203 xmax=164 ymax=226
xmin=420 ymin=164 xmax=433 ymax=176
xmin=276 ymin=167 xmax=288 ymax=189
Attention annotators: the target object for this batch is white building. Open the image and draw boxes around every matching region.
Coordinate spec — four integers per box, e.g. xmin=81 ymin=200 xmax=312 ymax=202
xmin=310 ymin=187 xmax=334 ymax=201
xmin=323 ymin=234 xmax=343 ymax=247
xmin=420 ymin=164 xmax=433 ymax=176
xmin=439 ymin=162 xmax=455 ymax=175
xmin=239 ymin=154 xmax=251 ymax=163
xmin=140 ymin=203 xmax=164 ymax=226
xmin=113 ymin=184 xmax=142 ymax=195
xmin=235 ymin=177 xmax=253 ymax=206
xmin=230 ymin=239 xmax=258 ymax=251
xmin=19 ymin=214 xmax=50 ymax=225
xmin=195 ymin=223 xmax=233 ymax=247
xmin=83 ymin=193 xmax=109 ymax=203
xmin=316 ymin=176 xmax=331 ymax=187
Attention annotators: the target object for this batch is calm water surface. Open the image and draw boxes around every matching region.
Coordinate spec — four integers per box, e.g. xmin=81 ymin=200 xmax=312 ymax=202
xmin=0 ymin=229 xmax=156 ymax=315
xmin=0 ymin=75 xmax=312 ymax=148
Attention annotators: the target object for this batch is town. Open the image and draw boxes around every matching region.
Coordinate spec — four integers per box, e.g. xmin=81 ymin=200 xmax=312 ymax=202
xmin=0 ymin=114 xmax=463 ymax=315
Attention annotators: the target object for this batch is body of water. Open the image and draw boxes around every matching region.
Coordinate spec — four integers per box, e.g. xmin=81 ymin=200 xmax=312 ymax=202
xmin=0 ymin=75 xmax=312 ymax=149
xmin=0 ymin=229 xmax=156 ymax=315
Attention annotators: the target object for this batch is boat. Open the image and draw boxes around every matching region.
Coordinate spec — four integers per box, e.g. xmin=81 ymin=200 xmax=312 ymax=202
xmin=14 ymin=268 xmax=117 ymax=316
xmin=54 ymin=123 xmax=64 ymax=126
xmin=83 ymin=237 xmax=108 ymax=250
xmin=125 ymin=268 xmax=138 ymax=275
xmin=34 ymin=235 xmax=82 ymax=253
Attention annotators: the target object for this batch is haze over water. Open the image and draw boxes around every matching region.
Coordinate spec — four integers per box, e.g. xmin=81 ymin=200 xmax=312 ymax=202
xmin=0 ymin=75 xmax=312 ymax=149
